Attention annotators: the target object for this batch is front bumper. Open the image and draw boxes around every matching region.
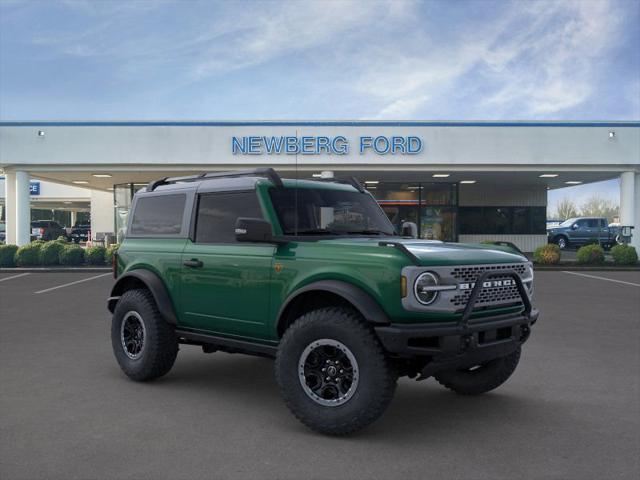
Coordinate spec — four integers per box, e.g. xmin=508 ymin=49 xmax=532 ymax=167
xmin=376 ymin=268 xmax=538 ymax=378
xmin=375 ymin=309 xmax=538 ymax=378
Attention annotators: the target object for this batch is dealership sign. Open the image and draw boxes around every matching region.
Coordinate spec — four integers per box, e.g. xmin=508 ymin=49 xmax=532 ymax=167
xmin=232 ymin=135 xmax=423 ymax=155
xmin=29 ymin=181 xmax=40 ymax=195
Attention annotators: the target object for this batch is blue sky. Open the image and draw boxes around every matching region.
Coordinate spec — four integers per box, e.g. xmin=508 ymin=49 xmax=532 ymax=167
xmin=1 ymin=0 xmax=638 ymax=209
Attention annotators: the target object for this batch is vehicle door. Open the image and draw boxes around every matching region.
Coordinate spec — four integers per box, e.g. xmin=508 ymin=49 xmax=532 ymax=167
xmin=180 ymin=190 xmax=275 ymax=339
xmin=597 ymin=218 xmax=610 ymax=244
xmin=568 ymin=219 xmax=590 ymax=245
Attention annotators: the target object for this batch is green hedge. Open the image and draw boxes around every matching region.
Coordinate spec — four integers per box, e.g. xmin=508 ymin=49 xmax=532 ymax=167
xmin=59 ymin=244 xmax=85 ymax=265
xmin=0 ymin=244 xmax=19 ymax=267
xmin=533 ymin=244 xmax=561 ymax=264
xmin=610 ymin=244 xmax=638 ymax=265
xmin=105 ymin=244 xmax=119 ymax=264
xmin=576 ymin=244 xmax=605 ymax=264
xmin=40 ymin=241 xmax=65 ymax=266
xmin=86 ymin=246 xmax=107 ymax=265
xmin=15 ymin=242 xmax=44 ymax=266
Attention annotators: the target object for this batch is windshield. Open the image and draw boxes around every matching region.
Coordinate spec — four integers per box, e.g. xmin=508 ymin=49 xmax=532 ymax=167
xmin=269 ymin=187 xmax=395 ymax=236
xmin=559 ymin=218 xmax=578 ymax=227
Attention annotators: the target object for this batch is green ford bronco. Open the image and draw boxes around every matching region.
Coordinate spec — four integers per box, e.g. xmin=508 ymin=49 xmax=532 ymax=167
xmin=108 ymin=168 xmax=538 ymax=435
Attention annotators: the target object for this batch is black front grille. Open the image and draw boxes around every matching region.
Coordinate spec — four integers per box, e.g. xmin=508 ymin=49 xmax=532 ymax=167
xmin=450 ymin=263 xmax=527 ymax=283
xmin=451 ymin=284 xmax=522 ymax=307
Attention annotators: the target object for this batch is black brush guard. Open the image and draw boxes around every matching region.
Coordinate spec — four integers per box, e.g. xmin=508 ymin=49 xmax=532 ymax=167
xmin=374 ymin=270 xmax=538 ymax=379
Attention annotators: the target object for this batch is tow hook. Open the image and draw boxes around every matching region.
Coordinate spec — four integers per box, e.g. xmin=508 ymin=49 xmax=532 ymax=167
xmin=462 ymin=334 xmax=476 ymax=351
xmin=520 ymin=326 xmax=531 ymax=342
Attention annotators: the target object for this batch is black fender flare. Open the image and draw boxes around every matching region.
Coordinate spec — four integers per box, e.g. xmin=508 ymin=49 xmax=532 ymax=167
xmin=107 ymin=270 xmax=178 ymax=325
xmin=276 ymin=280 xmax=390 ymax=334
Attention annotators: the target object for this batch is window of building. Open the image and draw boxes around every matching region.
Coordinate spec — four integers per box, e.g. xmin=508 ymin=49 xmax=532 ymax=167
xmin=130 ymin=193 xmax=186 ymax=235
xmin=195 ymin=191 xmax=263 ymax=243
xmin=459 ymin=206 xmax=546 ymax=235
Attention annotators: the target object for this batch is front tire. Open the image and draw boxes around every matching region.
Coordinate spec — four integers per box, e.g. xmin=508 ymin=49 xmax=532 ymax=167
xmin=555 ymin=236 xmax=568 ymax=249
xmin=434 ymin=348 xmax=521 ymax=395
xmin=275 ymin=307 xmax=397 ymax=435
xmin=111 ymin=289 xmax=178 ymax=381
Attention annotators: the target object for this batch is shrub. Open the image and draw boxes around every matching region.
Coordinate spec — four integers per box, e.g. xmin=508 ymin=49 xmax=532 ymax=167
xmin=576 ymin=244 xmax=605 ymax=264
xmin=533 ymin=244 xmax=561 ymax=265
xmin=610 ymin=244 xmax=638 ymax=265
xmin=0 ymin=244 xmax=19 ymax=267
xmin=40 ymin=241 xmax=65 ymax=266
xmin=59 ymin=244 xmax=85 ymax=266
xmin=56 ymin=235 xmax=69 ymax=243
xmin=105 ymin=244 xmax=120 ymax=264
xmin=86 ymin=246 xmax=107 ymax=265
xmin=15 ymin=242 xmax=43 ymax=266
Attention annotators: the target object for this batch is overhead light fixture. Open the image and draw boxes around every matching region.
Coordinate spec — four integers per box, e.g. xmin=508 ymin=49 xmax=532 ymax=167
xmin=460 ymin=180 xmax=476 ymax=184
xmin=312 ymin=173 xmax=322 ymax=178
xmin=432 ymin=174 xmax=450 ymax=178
xmin=366 ymin=186 xmax=377 ymax=190
xmin=609 ymin=131 xmax=615 ymax=139
xmin=92 ymin=174 xmax=112 ymax=178
xmin=565 ymin=181 xmax=582 ymax=185
xmin=539 ymin=174 xmax=558 ymax=178
xmin=37 ymin=130 xmax=45 ymax=137
xmin=63 ymin=201 xmax=72 ymax=204
xmin=364 ymin=180 xmax=379 ymax=184
xmin=72 ymin=180 xmax=89 ymax=184
xmin=407 ymin=186 xmax=423 ymax=190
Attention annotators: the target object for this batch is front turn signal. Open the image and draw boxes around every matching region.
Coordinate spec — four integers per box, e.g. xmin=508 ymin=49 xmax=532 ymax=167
xmin=401 ymin=275 xmax=407 ymax=298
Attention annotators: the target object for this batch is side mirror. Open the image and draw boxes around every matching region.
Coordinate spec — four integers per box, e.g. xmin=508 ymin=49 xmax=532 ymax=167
xmin=401 ymin=221 xmax=418 ymax=238
xmin=572 ymin=223 xmax=579 ymax=230
xmin=235 ymin=218 xmax=274 ymax=243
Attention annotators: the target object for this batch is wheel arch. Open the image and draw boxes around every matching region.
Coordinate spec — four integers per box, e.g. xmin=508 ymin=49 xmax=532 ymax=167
xmin=108 ymin=269 xmax=178 ymax=325
xmin=276 ymin=280 xmax=390 ymax=337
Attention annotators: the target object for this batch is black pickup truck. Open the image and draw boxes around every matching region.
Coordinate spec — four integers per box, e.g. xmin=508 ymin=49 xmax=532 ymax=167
xmin=547 ymin=217 xmax=619 ymax=249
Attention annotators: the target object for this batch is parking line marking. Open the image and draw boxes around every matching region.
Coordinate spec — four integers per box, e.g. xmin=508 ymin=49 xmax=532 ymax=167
xmin=34 ymin=273 xmax=112 ymax=294
xmin=562 ymin=271 xmax=640 ymax=287
xmin=0 ymin=273 xmax=31 ymax=283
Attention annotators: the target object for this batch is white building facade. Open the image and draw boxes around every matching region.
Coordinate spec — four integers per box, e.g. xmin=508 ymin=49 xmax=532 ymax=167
xmin=1 ymin=121 xmax=638 ymax=251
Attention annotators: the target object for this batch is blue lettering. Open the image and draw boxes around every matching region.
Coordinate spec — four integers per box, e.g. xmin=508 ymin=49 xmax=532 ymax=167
xmin=316 ymin=136 xmax=331 ymax=154
xmin=333 ymin=136 xmax=349 ymax=155
xmin=391 ymin=136 xmax=405 ymax=154
xmin=232 ymin=136 xmax=247 ymax=154
xmin=285 ymin=136 xmax=299 ymax=154
xmin=263 ymin=136 xmax=284 ymax=154
xmin=407 ymin=136 xmax=423 ymax=154
xmin=373 ymin=136 xmax=390 ymax=154
xmin=359 ymin=136 xmax=373 ymax=154
xmin=301 ymin=136 xmax=316 ymax=154
xmin=248 ymin=136 xmax=262 ymax=154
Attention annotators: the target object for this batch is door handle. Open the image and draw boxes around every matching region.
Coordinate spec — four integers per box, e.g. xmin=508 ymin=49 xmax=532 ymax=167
xmin=183 ymin=259 xmax=203 ymax=268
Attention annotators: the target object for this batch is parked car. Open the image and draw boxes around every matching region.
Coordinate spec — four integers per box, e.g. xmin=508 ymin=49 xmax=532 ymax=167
xmin=547 ymin=217 xmax=619 ymax=249
xmin=31 ymin=220 xmax=68 ymax=241
xmin=69 ymin=223 xmax=91 ymax=243
xmin=107 ymin=168 xmax=538 ymax=435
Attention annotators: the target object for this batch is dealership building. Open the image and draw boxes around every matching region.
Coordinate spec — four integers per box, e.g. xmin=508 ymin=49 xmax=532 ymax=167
xmin=1 ymin=121 xmax=639 ymax=251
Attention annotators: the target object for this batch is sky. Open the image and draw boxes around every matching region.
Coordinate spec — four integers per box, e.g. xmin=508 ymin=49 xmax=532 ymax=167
xmin=0 ymin=0 xmax=638 ymax=209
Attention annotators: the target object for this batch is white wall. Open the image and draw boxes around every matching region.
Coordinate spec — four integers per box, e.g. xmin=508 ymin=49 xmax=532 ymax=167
xmin=90 ymin=190 xmax=114 ymax=237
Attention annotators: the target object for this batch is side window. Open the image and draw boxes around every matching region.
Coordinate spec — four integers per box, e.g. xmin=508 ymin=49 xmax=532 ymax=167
xmin=195 ymin=191 xmax=263 ymax=243
xmin=586 ymin=219 xmax=599 ymax=228
xmin=575 ymin=220 xmax=587 ymax=228
xmin=130 ymin=194 xmax=186 ymax=235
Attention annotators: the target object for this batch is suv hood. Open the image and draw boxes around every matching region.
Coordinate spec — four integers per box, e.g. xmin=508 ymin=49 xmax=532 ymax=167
xmin=319 ymin=238 xmax=528 ymax=266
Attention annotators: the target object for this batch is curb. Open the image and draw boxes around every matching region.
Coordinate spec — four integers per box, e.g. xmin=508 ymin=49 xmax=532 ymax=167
xmin=0 ymin=267 xmax=111 ymax=273
xmin=534 ymin=265 xmax=640 ymax=271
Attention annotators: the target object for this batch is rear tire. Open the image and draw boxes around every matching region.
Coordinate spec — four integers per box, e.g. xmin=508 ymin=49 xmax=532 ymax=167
xmin=275 ymin=307 xmax=397 ymax=435
xmin=434 ymin=348 xmax=521 ymax=395
xmin=111 ymin=289 xmax=178 ymax=381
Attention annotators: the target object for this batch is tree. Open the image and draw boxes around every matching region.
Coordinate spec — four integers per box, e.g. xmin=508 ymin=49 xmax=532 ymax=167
xmin=579 ymin=194 xmax=619 ymax=223
xmin=553 ymin=197 xmax=578 ymax=220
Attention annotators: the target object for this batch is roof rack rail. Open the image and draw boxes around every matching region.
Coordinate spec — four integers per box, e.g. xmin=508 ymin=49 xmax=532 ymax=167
xmin=147 ymin=168 xmax=283 ymax=192
xmin=317 ymin=176 xmax=366 ymax=193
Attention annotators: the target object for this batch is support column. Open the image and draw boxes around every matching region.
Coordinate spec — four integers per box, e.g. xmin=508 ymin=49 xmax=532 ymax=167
xmin=70 ymin=211 xmax=77 ymax=227
xmin=15 ymin=171 xmax=31 ymax=246
xmin=619 ymin=171 xmax=638 ymax=251
xmin=4 ymin=172 xmax=16 ymax=244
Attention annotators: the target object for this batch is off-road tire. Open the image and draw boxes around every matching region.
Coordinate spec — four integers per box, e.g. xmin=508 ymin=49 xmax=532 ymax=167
xmin=434 ymin=347 xmax=521 ymax=395
xmin=111 ymin=288 xmax=178 ymax=381
xmin=275 ymin=307 xmax=397 ymax=435
xmin=555 ymin=235 xmax=568 ymax=249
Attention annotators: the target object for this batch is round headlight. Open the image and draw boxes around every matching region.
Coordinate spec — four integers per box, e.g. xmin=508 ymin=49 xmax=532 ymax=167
xmin=414 ymin=272 xmax=439 ymax=305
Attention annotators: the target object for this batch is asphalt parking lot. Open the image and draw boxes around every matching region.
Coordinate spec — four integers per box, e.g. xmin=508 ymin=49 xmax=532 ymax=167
xmin=1 ymin=270 xmax=639 ymax=480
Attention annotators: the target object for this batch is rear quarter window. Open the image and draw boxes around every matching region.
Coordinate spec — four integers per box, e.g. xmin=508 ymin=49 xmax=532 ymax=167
xmin=130 ymin=194 xmax=187 ymax=236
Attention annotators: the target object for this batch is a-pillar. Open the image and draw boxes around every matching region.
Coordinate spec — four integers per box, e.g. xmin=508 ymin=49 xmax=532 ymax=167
xmin=619 ymin=171 xmax=639 ymax=251
xmin=4 ymin=172 xmax=16 ymax=244
xmin=15 ymin=171 xmax=31 ymax=246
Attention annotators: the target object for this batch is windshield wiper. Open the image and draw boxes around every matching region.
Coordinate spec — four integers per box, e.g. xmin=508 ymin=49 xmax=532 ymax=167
xmin=291 ymin=228 xmax=345 ymax=235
